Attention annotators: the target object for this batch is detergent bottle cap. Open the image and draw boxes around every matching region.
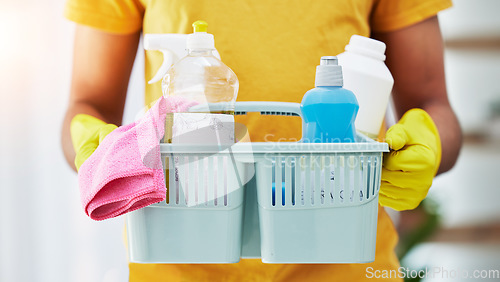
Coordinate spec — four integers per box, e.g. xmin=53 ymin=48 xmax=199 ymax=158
xmin=187 ymin=20 xmax=215 ymax=50
xmin=345 ymin=35 xmax=386 ymax=61
xmin=315 ymin=56 xmax=343 ymax=87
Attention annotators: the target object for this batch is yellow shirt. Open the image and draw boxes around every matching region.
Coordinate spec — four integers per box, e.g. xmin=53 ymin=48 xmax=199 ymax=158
xmin=65 ymin=0 xmax=451 ymax=281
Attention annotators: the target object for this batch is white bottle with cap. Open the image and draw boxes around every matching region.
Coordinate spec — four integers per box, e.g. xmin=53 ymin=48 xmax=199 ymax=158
xmin=337 ymin=35 xmax=394 ymax=139
xmin=161 ymin=20 xmax=239 ymax=145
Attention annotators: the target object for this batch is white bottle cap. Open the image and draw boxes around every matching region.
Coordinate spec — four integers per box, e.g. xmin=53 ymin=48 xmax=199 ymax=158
xmin=315 ymin=56 xmax=343 ymax=87
xmin=186 ymin=20 xmax=215 ymax=50
xmin=345 ymin=35 xmax=386 ymax=61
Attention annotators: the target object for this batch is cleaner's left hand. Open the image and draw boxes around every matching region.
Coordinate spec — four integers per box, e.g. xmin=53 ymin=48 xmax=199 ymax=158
xmin=70 ymin=114 xmax=118 ymax=171
xmin=379 ymin=108 xmax=442 ymax=211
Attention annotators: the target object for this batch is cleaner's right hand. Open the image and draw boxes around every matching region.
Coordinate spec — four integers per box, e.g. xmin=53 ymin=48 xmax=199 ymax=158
xmin=70 ymin=114 xmax=117 ymax=171
xmin=379 ymin=108 xmax=442 ymax=211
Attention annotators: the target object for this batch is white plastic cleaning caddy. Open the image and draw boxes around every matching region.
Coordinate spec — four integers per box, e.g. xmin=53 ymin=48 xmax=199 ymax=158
xmin=125 ymin=101 xmax=388 ymax=264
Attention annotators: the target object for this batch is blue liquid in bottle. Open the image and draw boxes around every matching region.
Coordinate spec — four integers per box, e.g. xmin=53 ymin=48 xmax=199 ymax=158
xmin=301 ymin=56 xmax=359 ymax=143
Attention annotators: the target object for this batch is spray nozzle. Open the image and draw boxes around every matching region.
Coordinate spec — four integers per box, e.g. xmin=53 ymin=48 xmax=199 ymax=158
xmin=144 ymin=34 xmax=189 ymax=84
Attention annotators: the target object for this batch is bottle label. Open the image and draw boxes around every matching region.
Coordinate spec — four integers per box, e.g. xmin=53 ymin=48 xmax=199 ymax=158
xmin=171 ymin=113 xmax=235 ymax=145
xmin=168 ymin=113 xmax=236 ymax=207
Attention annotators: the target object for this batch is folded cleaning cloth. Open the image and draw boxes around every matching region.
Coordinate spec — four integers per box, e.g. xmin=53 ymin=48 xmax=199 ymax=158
xmin=78 ymin=96 xmax=190 ymax=221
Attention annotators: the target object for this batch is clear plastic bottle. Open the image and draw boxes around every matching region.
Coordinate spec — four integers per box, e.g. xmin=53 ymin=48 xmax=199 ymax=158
xmin=162 ymin=20 xmax=239 ymax=144
xmin=337 ymin=35 xmax=394 ymax=139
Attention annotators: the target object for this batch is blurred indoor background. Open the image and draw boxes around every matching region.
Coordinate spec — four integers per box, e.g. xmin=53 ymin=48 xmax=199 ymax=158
xmin=0 ymin=0 xmax=499 ymax=281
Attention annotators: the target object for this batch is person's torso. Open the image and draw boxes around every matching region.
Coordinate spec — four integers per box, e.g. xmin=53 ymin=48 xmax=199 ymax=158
xmin=132 ymin=1 xmax=401 ymax=281
xmin=141 ymin=0 xmax=374 ymax=142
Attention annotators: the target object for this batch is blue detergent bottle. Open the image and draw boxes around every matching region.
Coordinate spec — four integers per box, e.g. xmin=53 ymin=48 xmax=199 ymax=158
xmin=301 ymin=56 xmax=359 ymax=143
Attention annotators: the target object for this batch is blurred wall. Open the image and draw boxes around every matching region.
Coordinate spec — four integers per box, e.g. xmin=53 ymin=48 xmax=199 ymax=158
xmin=1 ymin=0 xmax=499 ymax=282
xmin=432 ymin=0 xmax=500 ymax=229
xmin=403 ymin=1 xmax=500 ymax=281
xmin=0 ymin=1 xmax=131 ymax=281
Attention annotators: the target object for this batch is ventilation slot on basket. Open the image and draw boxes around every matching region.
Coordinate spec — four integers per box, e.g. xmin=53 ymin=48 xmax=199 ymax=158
xmin=271 ymin=156 xmax=297 ymax=206
xmin=370 ymin=156 xmax=380 ymax=197
xmin=260 ymin=111 xmax=300 ymax=116
xmin=164 ymin=155 xmax=230 ymax=207
xmin=360 ymin=155 xmax=381 ymax=200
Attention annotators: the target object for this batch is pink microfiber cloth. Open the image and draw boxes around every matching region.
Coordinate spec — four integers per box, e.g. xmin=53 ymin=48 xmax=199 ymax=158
xmin=78 ymin=96 xmax=198 ymax=220
xmin=78 ymin=97 xmax=176 ymax=221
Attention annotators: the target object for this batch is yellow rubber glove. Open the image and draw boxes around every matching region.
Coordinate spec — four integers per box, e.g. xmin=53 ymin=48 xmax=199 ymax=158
xmin=379 ymin=108 xmax=442 ymax=211
xmin=70 ymin=114 xmax=118 ymax=171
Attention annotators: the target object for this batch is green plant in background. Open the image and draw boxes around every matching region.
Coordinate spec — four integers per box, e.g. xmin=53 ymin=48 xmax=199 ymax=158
xmin=488 ymin=98 xmax=500 ymax=117
xmin=397 ymin=198 xmax=441 ymax=282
